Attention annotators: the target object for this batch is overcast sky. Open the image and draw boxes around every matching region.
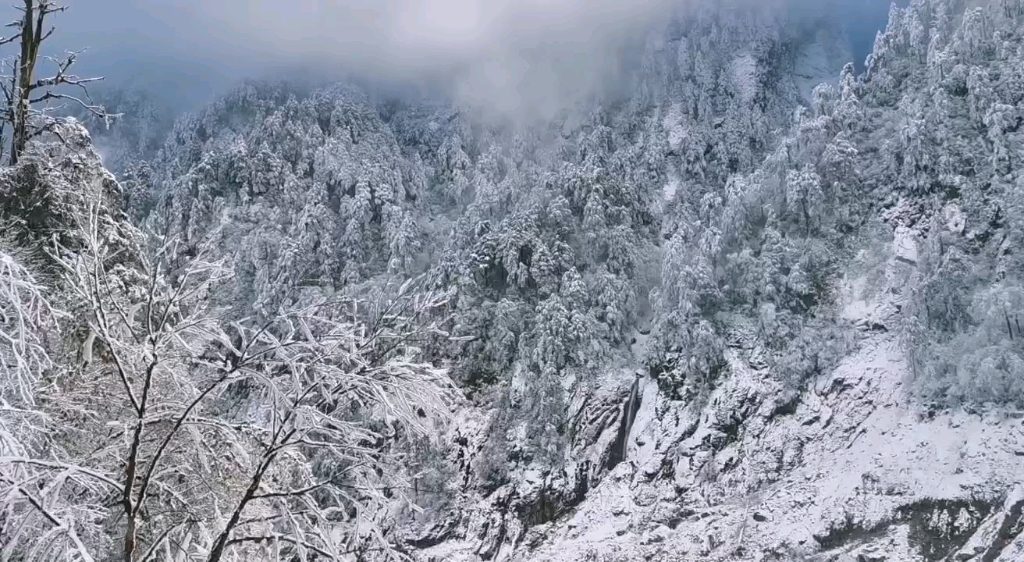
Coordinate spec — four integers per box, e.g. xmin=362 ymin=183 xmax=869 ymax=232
xmin=14 ymin=0 xmax=891 ymax=116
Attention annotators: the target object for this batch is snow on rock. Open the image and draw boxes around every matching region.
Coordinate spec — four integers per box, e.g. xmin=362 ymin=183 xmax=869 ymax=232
xmin=950 ymin=484 xmax=1024 ymax=562
xmin=418 ymin=240 xmax=1024 ymax=562
xmin=413 ymin=367 xmax=644 ymax=561
xmin=731 ymin=53 xmax=760 ymax=105
xmin=893 ymin=226 xmax=920 ymax=266
xmin=944 ymin=202 xmax=967 ymax=235
xmin=510 ymin=332 xmax=1023 ymax=561
xmin=628 ymin=375 xmax=663 ymax=477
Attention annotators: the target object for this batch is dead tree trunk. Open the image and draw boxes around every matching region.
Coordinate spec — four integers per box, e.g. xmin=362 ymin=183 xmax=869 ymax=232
xmin=0 ymin=0 xmax=109 ymax=165
xmin=12 ymin=0 xmax=48 ymax=165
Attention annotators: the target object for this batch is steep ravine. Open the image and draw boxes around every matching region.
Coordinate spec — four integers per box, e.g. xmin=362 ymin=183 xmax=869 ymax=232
xmin=415 ymin=225 xmax=1024 ymax=562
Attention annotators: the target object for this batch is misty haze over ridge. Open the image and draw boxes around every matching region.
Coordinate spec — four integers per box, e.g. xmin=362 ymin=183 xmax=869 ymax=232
xmin=39 ymin=0 xmax=892 ymax=117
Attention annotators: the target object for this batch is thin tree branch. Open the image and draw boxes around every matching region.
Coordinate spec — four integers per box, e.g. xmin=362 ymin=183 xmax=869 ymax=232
xmin=224 ymin=535 xmax=334 ymax=559
xmin=0 ymin=458 xmax=120 ymax=490
xmin=131 ymin=372 xmax=233 ymax=519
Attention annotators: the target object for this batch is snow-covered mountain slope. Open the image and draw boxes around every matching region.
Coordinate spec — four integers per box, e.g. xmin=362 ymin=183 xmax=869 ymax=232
xmin=517 ymin=254 xmax=1023 ymax=562
xmin=794 ymin=23 xmax=854 ymax=104
xmin=414 ymin=225 xmax=1024 ymax=562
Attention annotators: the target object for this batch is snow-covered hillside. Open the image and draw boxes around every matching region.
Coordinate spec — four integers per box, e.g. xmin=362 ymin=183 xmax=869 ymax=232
xmin=465 ymin=241 xmax=1024 ymax=562
xmin=4 ymin=0 xmax=1024 ymax=560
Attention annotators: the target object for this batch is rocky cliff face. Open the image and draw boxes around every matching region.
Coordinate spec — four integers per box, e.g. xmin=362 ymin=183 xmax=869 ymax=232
xmin=413 ymin=210 xmax=1024 ymax=562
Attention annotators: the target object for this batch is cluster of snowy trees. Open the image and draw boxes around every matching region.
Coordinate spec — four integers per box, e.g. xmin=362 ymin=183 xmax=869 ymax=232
xmin=647 ymin=64 xmax=862 ymax=401
xmin=647 ymin=0 xmax=1024 ymax=411
xmin=131 ymin=80 xmax=668 ymax=483
xmin=874 ymin=0 xmax=1024 ymax=408
xmin=430 ymin=113 xmax=666 ymax=477
xmin=142 ymin=82 xmax=432 ymax=320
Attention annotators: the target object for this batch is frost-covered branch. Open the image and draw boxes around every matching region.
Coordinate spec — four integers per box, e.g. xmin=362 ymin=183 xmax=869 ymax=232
xmin=0 ymin=247 xmax=55 ymax=408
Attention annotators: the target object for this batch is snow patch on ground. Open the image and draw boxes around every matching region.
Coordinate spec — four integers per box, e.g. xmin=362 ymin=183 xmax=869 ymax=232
xmin=662 ymin=165 xmax=681 ymax=204
xmin=663 ymin=103 xmax=686 ymax=153
xmin=893 ymin=226 xmax=920 ymax=265
xmin=731 ymin=53 xmax=759 ymax=105
xmin=793 ymin=25 xmax=852 ymax=104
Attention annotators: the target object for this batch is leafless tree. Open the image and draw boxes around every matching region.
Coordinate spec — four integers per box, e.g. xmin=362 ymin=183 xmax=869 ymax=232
xmin=1 ymin=204 xmax=457 ymax=561
xmin=0 ymin=0 xmax=111 ymax=165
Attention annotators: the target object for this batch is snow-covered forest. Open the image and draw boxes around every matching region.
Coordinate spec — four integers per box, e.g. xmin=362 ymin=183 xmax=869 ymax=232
xmin=2 ymin=0 xmax=1024 ymax=560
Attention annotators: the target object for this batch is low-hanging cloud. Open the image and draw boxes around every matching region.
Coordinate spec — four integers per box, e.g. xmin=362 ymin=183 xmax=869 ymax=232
xmin=20 ymin=0 xmax=891 ymax=117
xmin=37 ymin=0 xmax=668 ymax=116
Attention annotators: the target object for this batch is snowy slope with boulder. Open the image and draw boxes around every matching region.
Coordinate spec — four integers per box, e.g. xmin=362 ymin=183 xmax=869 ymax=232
xmin=406 ymin=1 xmax=1024 ymax=559
xmin=413 ymin=217 xmax=1024 ymax=562
xmin=520 ymin=250 xmax=1024 ymax=562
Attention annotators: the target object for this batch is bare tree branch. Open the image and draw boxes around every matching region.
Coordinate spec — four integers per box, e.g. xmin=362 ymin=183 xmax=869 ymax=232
xmin=0 ymin=457 xmax=122 ymax=490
